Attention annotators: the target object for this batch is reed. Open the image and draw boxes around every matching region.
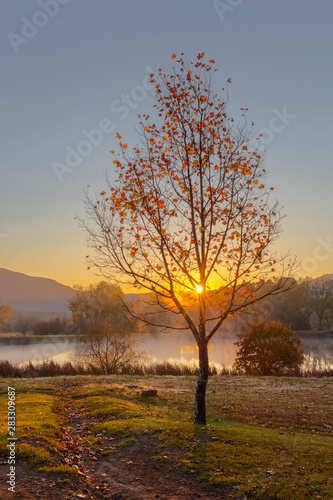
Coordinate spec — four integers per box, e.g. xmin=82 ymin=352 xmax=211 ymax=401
xmin=0 ymin=358 xmax=332 ymax=378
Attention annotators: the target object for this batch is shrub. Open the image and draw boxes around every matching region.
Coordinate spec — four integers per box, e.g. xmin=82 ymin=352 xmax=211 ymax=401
xmin=0 ymin=360 xmax=21 ymax=378
xmin=234 ymin=318 xmax=304 ymax=376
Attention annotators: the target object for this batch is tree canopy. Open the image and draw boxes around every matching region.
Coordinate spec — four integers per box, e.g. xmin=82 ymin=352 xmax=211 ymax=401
xmin=68 ymin=281 xmax=132 ymax=333
xmin=80 ymin=53 xmax=295 ymax=423
xmin=0 ymin=298 xmax=11 ymax=330
xmin=234 ymin=318 xmax=304 ymax=376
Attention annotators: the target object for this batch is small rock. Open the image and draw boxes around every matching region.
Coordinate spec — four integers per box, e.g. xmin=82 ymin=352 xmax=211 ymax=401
xmin=141 ymin=389 xmax=157 ymax=397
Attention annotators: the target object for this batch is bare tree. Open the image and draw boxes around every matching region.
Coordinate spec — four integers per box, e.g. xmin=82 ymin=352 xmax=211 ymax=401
xmin=79 ymin=53 xmax=296 ymax=424
xmin=15 ymin=315 xmax=38 ymax=335
xmin=309 ymin=278 xmax=333 ymax=330
xmin=75 ymin=325 xmax=142 ymax=374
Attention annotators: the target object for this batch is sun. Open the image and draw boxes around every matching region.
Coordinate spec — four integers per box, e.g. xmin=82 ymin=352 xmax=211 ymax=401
xmin=195 ymin=284 xmax=203 ymax=293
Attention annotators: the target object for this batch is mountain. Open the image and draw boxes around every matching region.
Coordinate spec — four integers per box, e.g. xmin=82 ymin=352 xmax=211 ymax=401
xmin=0 ymin=268 xmax=75 ymax=314
xmin=311 ymin=273 xmax=333 ymax=283
xmin=1 ymin=267 xmax=332 ymax=319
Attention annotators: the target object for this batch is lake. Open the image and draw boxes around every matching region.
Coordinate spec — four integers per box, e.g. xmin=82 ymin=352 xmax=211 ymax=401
xmin=1 ymin=332 xmax=333 ymax=371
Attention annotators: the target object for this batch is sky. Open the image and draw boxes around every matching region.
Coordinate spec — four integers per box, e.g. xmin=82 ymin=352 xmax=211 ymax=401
xmin=0 ymin=0 xmax=332 ymax=288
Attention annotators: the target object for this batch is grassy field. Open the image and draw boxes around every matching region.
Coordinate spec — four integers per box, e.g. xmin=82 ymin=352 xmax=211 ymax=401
xmin=0 ymin=375 xmax=332 ymax=498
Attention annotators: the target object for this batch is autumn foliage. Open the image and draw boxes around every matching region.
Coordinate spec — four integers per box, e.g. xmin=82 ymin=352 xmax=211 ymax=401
xmin=81 ymin=53 xmax=295 ymax=423
xmin=0 ymin=297 xmax=11 ymax=329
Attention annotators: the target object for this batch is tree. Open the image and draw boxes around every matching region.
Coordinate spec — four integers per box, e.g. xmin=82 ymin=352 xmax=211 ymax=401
xmin=75 ymin=324 xmax=142 ymax=374
xmin=69 ymin=281 xmax=138 ymax=373
xmin=79 ymin=53 xmax=295 ymax=424
xmin=32 ymin=316 xmax=72 ymax=336
xmin=264 ymin=279 xmax=311 ymax=330
xmin=234 ymin=318 xmax=304 ymax=375
xmin=14 ymin=315 xmax=38 ymax=335
xmin=296 ymin=277 xmax=314 ymax=329
xmin=0 ymin=298 xmax=11 ymax=331
xmin=68 ymin=281 xmax=132 ymax=333
xmin=308 ymin=278 xmax=333 ymax=330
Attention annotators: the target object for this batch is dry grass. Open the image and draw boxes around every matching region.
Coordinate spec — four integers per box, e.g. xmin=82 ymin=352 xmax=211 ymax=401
xmin=0 ymin=374 xmax=332 ymax=498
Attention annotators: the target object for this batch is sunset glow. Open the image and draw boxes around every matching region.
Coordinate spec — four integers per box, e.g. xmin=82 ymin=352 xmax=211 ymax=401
xmin=1 ymin=3 xmax=332 ymax=287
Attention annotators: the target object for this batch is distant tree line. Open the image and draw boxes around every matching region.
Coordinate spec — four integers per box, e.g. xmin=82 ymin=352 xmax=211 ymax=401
xmin=1 ymin=277 xmax=333 ymax=336
xmin=260 ymin=277 xmax=333 ymax=331
xmin=1 ymin=314 xmax=76 ymax=335
xmin=133 ymin=277 xmax=333 ymax=333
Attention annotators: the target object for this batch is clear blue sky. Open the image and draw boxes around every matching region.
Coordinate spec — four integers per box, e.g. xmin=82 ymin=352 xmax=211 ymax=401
xmin=1 ymin=0 xmax=332 ymax=287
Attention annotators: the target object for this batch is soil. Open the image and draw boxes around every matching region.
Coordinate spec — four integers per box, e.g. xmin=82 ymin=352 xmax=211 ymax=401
xmin=0 ymin=380 xmax=232 ymax=500
xmin=0 ymin=435 xmax=231 ymax=499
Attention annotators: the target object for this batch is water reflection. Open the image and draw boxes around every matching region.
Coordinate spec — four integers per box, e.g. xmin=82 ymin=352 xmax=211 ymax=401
xmin=301 ymin=337 xmax=333 ymax=371
xmin=142 ymin=332 xmax=238 ymax=368
xmin=0 ymin=340 xmax=73 ymax=365
xmin=0 ymin=332 xmax=332 ymax=370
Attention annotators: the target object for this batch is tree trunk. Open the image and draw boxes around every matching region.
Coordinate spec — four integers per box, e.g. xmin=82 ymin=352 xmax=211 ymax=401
xmin=317 ymin=312 xmax=323 ymax=330
xmin=195 ymin=341 xmax=209 ymax=424
xmin=194 ymin=292 xmax=209 ymax=425
xmin=195 ymin=338 xmax=209 ymax=424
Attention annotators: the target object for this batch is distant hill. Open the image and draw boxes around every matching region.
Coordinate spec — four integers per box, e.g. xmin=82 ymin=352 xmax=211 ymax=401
xmin=0 ymin=268 xmax=75 ymax=314
xmin=311 ymin=273 xmax=333 ymax=283
xmin=1 ymin=267 xmax=332 ymax=319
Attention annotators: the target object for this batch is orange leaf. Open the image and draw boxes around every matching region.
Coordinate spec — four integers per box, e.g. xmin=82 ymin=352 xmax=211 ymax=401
xmin=172 ymin=53 xmax=176 ymax=59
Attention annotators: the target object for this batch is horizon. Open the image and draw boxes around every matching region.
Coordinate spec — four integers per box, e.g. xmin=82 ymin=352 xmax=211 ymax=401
xmin=1 ymin=266 xmax=333 ymax=294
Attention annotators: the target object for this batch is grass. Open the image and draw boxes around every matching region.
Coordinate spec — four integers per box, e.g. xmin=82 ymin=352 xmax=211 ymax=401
xmin=38 ymin=464 xmax=80 ymax=475
xmin=17 ymin=443 xmax=52 ymax=468
xmin=0 ymin=385 xmax=66 ymax=471
xmin=0 ymin=375 xmax=332 ymax=498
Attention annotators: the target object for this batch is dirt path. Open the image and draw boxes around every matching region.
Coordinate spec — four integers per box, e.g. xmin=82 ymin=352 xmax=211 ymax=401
xmin=0 ymin=444 xmax=230 ymax=499
xmin=0 ymin=381 xmax=230 ymax=499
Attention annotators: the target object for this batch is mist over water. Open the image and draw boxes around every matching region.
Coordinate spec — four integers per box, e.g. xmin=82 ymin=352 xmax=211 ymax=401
xmin=1 ymin=332 xmax=333 ymax=371
xmin=0 ymin=339 xmax=73 ymax=365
